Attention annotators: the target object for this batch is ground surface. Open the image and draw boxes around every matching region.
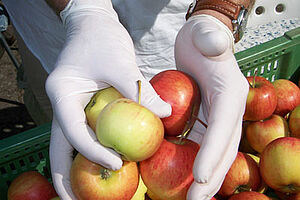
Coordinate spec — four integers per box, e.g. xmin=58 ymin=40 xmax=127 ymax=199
xmin=0 ymin=30 xmax=36 ymax=140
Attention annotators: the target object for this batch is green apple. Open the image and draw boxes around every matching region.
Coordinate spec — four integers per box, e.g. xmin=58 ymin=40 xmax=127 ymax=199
xmin=96 ymin=98 xmax=164 ymax=162
xmin=85 ymin=87 xmax=123 ymax=132
xmin=130 ymin=175 xmax=147 ymax=200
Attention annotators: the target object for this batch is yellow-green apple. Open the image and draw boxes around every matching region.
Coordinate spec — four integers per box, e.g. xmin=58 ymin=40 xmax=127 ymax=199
xmin=70 ymin=153 xmax=139 ymax=200
xmin=243 ymin=76 xmax=277 ymax=121
xmin=246 ymin=114 xmax=289 ymax=153
xmin=273 ymin=79 xmax=300 ymax=117
xmin=228 ymin=191 xmax=271 ymax=200
xmin=217 ymin=152 xmax=262 ymax=198
xmin=275 ymin=191 xmax=300 ymax=200
xmin=131 ymin=175 xmax=148 ymax=200
xmin=239 ymin=121 xmax=257 ymax=154
xmin=259 ymin=137 xmax=300 ymax=194
xmin=150 ymin=69 xmax=201 ymax=136
xmin=85 ymin=87 xmax=123 ymax=132
xmin=140 ymin=137 xmax=200 ymax=200
xmin=96 ymin=98 xmax=164 ymax=162
xmin=289 ymin=105 xmax=300 ymax=138
xmin=7 ymin=171 xmax=57 ymax=200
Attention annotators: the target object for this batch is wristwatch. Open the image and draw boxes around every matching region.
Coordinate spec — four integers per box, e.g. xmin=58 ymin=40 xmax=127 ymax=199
xmin=186 ymin=0 xmax=249 ymax=42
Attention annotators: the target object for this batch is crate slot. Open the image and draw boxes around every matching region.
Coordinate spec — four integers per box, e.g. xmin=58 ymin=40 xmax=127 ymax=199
xmin=38 ymin=152 xmax=44 ymax=159
xmin=0 ymin=167 xmax=7 ymax=175
xmin=19 ymin=159 xmax=25 ymax=167
xmin=273 ymin=60 xmax=278 ymax=70
xmin=28 ymin=156 xmax=35 ymax=163
xmin=9 ymin=163 xmax=16 ymax=171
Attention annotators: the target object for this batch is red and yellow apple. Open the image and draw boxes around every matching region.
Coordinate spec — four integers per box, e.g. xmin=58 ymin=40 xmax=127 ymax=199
xmin=289 ymin=105 xmax=300 ymax=138
xmin=7 ymin=171 xmax=57 ymax=200
xmin=243 ymin=76 xmax=277 ymax=121
xmin=259 ymin=137 xmax=300 ymax=194
xmin=131 ymin=175 xmax=148 ymax=200
xmin=85 ymin=87 xmax=123 ymax=131
xmin=150 ymin=69 xmax=201 ymax=136
xmin=140 ymin=137 xmax=200 ymax=200
xmin=228 ymin=191 xmax=271 ymax=200
xmin=96 ymin=98 xmax=164 ymax=162
xmin=70 ymin=153 xmax=139 ymax=200
xmin=246 ymin=114 xmax=289 ymax=153
xmin=217 ymin=152 xmax=262 ymax=198
xmin=273 ymin=79 xmax=300 ymax=117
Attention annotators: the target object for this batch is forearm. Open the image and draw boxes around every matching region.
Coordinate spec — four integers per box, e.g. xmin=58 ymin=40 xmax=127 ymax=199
xmin=45 ymin=0 xmax=70 ymax=14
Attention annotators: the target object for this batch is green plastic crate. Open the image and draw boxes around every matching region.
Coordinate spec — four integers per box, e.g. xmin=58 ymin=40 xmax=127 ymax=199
xmin=0 ymin=27 xmax=300 ymax=200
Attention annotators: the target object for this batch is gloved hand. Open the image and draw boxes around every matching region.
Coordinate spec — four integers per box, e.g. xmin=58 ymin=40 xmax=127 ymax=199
xmin=45 ymin=0 xmax=171 ymax=199
xmin=175 ymin=14 xmax=249 ymax=199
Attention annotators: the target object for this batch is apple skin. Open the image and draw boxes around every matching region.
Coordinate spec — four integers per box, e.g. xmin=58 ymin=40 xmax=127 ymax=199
xmin=140 ymin=137 xmax=200 ymax=200
xmin=259 ymin=137 xmax=300 ymax=194
xmin=85 ymin=87 xmax=123 ymax=132
xmin=239 ymin=121 xmax=257 ymax=154
xmin=217 ymin=152 xmax=262 ymax=198
xmin=246 ymin=114 xmax=289 ymax=153
xmin=150 ymin=70 xmax=201 ymax=136
xmin=289 ymin=105 xmax=300 ymax=138
xmin=96 ymin=98 xmax=164 ymax=162
xmin=276 ymin=191 xmax=300 ymax=200
xmin=70 ymin=153 xmax=139 ymax=200
xmin=273 ymin=79 xmax=300 ymax=117
xmin=243 ymin=76 xmax=278 ymax=121
xmin=131 ymin=175 xmax=147 ymax=200
xmin=7 ymin=171 xmax=57 ymax=200
xmin=228 ymin=191 xmax=271 ymax=200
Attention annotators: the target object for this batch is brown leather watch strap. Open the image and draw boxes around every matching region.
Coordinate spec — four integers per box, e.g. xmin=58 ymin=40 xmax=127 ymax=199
xmin=186 ymin=0 xmax=242 ymax=20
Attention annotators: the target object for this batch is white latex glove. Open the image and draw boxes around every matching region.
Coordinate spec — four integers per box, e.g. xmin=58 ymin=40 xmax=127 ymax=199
xmin=46 ymin=0 xmax=171 ymax=199
xmin=175 ymin=14 xmax=249 ymax=200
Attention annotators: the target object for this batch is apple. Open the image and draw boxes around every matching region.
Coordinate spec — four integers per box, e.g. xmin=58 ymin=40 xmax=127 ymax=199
xmin=239 ymin=121 xmax=257 ymax=154
xmin=243 ymin=76 xmax=277 ymax=121
xmin=85 ymin=87 xmax=123 ymax=131
xmin=246 ymin=153 xmax=268 ymax=193
xmin=217 ymin=152 xmax=262 ymax=198
xmin=131 ymin=175 xmax=148 ymax=200
xmin=50 ymin=197 xmax=60 ymax=200
xmin=276 ymin=191 xmax=300 ymax=200
xmin=96 ymin=98 xmax=164 ymax=162
xmin=245 ymin=114 xmax=289 ymax=153
xmin=7 ymin=171 xmax=57 ymax=200
xmin=273 ymin=79 xmax=300 ymax=117
xmin=228 ymin=191 xmax=271 ymax=200
xmin=70 ymin=153 xmax=139 ymax=200
xmin=150 ymin=69 xmax=201 ymax=136
xmin=289 ymin=105 xmax=300 ymax=138
xmin=140 ymin=137 xmax=200 ymax=200
xmin=259 ymin=137 xmax=300 ymax=194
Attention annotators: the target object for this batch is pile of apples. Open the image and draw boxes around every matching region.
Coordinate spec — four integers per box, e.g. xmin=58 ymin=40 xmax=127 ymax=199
xmin=226 ymin=74 xmax=300 ymax=200
xmin=7 ymin=70 xmax=300 ymax=200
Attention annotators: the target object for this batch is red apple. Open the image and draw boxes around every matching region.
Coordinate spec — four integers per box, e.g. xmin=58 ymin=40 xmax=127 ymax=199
xmin=259 ymin=137 xmax=300 ymax=194
xmin=217 ymin=152 xmax=262 ymax=198
xmin=273 ymin=79 xmax=300 ymax=117
xmin=140 ymin=137 xmax=200 ymax=200
xmin=70 ymin=153 xmax=139 ymax=200
xmin=150 ymin=69 xmax=201 ymax=136
xmin=289 ymin=105 xmax=300 ymax=138
xmin=243 ymin=76 xmax=277 ymax=121
xmin=246 ymin=114 xmax=289 ymax=153
xmin=228 ymin=191 xmax=271 ymax=200
xmin=7 ymin=171 xmax=57 ymax=200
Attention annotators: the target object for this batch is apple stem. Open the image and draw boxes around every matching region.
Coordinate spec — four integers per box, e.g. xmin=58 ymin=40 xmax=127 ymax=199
xmin=193 ymin=114 xmax=208 ymax=129
xmin=252 ymin=70 xmax=258 ymax=88
xmin=137 ymin=80 xmax=141 ymax=104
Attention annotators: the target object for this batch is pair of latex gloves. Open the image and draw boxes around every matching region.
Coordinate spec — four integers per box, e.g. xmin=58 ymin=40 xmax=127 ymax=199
xmin=46 ymin=0 xmax=249 ymax=199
